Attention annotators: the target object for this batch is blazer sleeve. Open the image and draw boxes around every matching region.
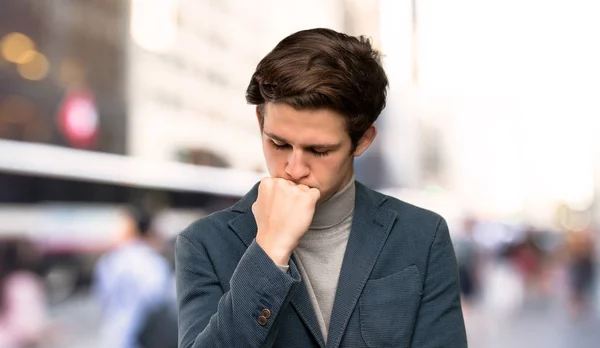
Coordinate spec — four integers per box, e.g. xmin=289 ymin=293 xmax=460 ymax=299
xmin=410 ymin=217 xmax=468 ymax=348
xmin=176 ymin=235 xmax=301 ymax=348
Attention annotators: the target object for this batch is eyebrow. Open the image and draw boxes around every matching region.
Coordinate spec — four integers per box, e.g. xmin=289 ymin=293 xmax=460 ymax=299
xmin=264 ymin=131 xmax=341 ymax=150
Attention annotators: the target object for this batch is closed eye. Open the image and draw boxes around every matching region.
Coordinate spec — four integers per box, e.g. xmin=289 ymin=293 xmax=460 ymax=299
xmin=271 ymin=140 xmax=330 ymax=157
xmin=271 ymin=141 xmax=290 ymax=150
xmin=311 ymin=149 xmax=330 ymax=157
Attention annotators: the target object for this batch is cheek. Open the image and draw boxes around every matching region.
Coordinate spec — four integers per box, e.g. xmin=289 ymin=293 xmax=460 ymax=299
xmin=329 ymin=153 xmax=352 ymax=170
xmin=313 ymin=155 xmax=350 ymax=181
xmin=263 ymin=148 xmax=286 ymax=168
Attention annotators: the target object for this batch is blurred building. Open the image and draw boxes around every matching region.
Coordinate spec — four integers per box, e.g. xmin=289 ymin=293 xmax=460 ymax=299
xmin=0 ymin=0 xmax=134 ymax=205
xmin=377 ymin=0 xmax=425 ymax=190
xmin=127 ymin=0 xmax=371 ymax=173
xmin=0 ymin=0 xmax=129 ymax=154
xmin=379 ymin=0 xmax=600 ymax=229
xmin=0 ymin=0 xmax=386 ymax=300
xmin=128 ymin=0 xmax=265 ymax=171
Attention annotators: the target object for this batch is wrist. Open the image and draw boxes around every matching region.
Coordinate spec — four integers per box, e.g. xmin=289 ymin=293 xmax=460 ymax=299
xmin=256 ymin=237 xmax=293 ymax=265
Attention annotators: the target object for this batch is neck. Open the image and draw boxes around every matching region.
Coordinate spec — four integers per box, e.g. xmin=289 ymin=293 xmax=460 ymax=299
xmin=310 ymin=174 xmax=356 ymax=229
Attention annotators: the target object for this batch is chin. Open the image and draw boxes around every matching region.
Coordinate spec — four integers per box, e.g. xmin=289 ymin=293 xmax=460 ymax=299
xmin=317 ymin=189 xmax=336 ymax=203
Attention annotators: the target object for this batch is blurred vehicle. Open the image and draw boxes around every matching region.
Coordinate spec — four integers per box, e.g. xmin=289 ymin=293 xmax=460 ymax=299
xmin=0 ymin=141 xmax=261 ymax=303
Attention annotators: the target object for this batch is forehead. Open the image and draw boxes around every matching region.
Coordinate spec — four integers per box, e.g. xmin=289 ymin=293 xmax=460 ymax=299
xmin=262 ymin=103 xmax=348 ymax=143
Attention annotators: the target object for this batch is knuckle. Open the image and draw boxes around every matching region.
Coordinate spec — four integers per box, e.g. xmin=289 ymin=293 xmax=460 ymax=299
xmin=258 ymin=179 xmax=269 ymax=191
xmin=310 ymin=189 xmax=320 ymax=199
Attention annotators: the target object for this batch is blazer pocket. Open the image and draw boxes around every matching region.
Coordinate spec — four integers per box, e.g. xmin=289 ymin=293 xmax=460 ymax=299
xmin=359 ymin=265 xmax=422 ymax=348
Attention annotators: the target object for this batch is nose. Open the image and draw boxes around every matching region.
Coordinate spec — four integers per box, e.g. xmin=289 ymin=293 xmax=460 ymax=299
xmin=285 ymin=150 xmax=310 ymax=180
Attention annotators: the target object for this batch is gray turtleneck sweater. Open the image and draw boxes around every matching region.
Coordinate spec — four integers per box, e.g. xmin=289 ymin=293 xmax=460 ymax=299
xmin=277 ymin=176 xmax=355 ymax=343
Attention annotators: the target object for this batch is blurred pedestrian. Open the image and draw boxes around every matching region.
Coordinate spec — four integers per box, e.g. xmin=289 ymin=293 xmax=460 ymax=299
xmin=454 ymin=217 xmax=480 ymax=312
xmin=566 ymin=229 xmax=596 ymax=318
xmin=93 ymin=206 xmax=176 ymax=348
xmin=0 ymin=237 xmax=48 ymax=348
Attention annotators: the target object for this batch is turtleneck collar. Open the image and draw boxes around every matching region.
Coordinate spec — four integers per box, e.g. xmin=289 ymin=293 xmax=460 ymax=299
xmin=309 ymin=174 xmax=356 ymax=230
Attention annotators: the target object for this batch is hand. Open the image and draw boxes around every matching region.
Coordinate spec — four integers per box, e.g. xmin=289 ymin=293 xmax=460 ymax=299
xmin=252 ymin=177 xmax=320 ymax=265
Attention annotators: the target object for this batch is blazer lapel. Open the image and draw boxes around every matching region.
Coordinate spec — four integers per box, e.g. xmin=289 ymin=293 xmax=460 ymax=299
xmin=228 ymin=212 xmax=257 ymax=247
xmin=228 ymin=182 xmax=259 ymax=247
xmin=326 ymin=182 xmax=398 ymax=348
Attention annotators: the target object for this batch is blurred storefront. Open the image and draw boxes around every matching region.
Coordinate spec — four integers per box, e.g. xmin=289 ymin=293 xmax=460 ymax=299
xmin=0 ymin=0 xmax=128 ymax=154
xmin=0 ymin=0 xmax=386 ymax=304
xmin=1 ymin=1 xmax=600 ymax=346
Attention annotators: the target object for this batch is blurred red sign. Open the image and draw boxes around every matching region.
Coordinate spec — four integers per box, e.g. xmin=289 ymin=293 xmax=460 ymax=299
xmin=57 ymin=88 xmax=99 ymax=149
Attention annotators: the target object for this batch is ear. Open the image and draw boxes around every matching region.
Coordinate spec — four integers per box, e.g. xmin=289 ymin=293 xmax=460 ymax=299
xmin=353 ymin=125 xmax=377 ymax=157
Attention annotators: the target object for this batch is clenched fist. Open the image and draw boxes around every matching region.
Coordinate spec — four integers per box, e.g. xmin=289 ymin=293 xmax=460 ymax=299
xmin=252 ymin=177 xmax=320 ymax=265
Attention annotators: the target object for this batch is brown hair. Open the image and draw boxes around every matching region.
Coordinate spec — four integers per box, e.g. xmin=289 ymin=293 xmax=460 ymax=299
xmin=245 ymin=28 xmax=388 ymax=150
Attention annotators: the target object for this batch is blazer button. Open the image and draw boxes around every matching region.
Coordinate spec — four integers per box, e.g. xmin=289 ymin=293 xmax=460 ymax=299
xmin=258 ymin=315 xmax=268 ymax=326
xmin=261 ymin=309 xmax=271 ymax=319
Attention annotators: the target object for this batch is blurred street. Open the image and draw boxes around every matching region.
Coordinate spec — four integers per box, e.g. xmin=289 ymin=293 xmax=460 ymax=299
xmin=43 ymin=292 xmax=102 ymax=348
xmin=42 ymin=288 xmax=600 ymax=348
xmin=466 ymin=301 xmax=600 ymax=348
xmin=2 ymin=0 xmax=600 ymax=347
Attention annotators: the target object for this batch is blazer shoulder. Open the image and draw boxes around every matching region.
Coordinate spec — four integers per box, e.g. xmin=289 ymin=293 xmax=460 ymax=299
xmin=178 ymin=206 xmax=240 ymax=245
xmin=358 ymin=182 xmax=442 ymax=222
xmin=378 ymin=194 xmax=450 ymax=257
xmin=383 ymin=194 xmax=443 ymax=222
xmin=178 ymin=183 xmax=259 ymax=247
xmin=374 ymin=189 xmax=446 ymax=240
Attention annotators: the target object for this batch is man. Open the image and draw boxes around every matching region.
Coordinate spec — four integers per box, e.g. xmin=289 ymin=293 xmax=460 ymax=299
xmin=94 ymin=207 xmax=176 ymax=348
xmin=176 ymin=28 xmax=467 ymax=348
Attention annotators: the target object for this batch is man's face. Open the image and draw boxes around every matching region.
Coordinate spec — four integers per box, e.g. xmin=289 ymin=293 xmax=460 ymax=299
xmin=259 ymin=103 xmax=375 ymax=203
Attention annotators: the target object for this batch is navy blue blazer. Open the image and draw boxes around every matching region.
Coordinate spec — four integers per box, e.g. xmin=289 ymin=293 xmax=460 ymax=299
xmin=175 ymin=181 xmax=467 ymax=348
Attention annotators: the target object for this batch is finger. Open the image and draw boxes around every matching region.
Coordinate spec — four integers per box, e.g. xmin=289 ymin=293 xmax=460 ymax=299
xmin=283 ymin=179 xmax=296 ymax=186
xmin=261 ymin=176 xmax=274 ymax=185
xmin=272 ymin=177 xmax=285 ymax=185
xmin=258 ymin=177 xmax=269 ymax=190
xmin=259 ymin=177 xmax=276 ymax=194
xmin=297 ymin=184 xmax=310 ymax=192
xmin=308 ymin=188 xmax=321 ymax=201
